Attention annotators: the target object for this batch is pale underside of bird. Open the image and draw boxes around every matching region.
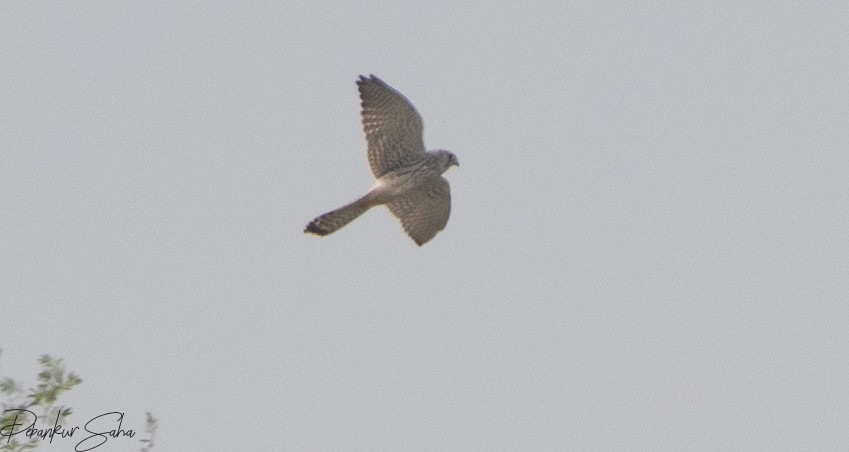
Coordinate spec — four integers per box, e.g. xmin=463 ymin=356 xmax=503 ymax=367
xmin=304 ymin=75 xmax=459 ymax=246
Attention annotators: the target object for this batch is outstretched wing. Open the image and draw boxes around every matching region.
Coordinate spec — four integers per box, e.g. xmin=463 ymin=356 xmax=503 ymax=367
xmin=358 ymin=75 xmax=426 ymax=178
xmin=386 ymin=177 xmax=451 ymax=246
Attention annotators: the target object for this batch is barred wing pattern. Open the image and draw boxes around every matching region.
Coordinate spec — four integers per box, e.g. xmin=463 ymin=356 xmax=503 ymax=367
xmin=305 ymin=75 xmax=457 ymax=246
xmin=386 ymin=177 xmax=451 ymax=246
xmin=357 ymin=75 xmax=426 ymax=178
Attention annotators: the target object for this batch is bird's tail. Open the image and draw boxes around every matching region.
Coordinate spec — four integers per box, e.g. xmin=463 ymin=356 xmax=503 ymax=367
xmin=304 ymin=196 xmax=374 ymax=237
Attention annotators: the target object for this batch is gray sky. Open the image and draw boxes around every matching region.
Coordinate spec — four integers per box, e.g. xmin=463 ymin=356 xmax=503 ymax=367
xmin=2 ymin=2 xmax=848 ymax=450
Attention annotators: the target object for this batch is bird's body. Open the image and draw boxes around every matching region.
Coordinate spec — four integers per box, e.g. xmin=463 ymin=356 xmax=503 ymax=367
xmin=304 ymin=75 xmax=458 ymax=246
xmin=373 ymin=150 xmax=457 ymax=198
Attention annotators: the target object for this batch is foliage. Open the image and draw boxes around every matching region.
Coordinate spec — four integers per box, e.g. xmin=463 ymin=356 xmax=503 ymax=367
xmin=0 ymin=350 xmax=157 ymax=451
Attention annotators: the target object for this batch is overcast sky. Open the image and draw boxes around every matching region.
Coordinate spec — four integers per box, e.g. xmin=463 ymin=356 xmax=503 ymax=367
xmin=2 ymin=2 xmax=848 ymax=450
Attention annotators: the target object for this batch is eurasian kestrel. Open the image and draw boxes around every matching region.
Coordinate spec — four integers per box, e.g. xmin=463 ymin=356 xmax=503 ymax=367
xmin=304 ymin=75 xmax=459 ymax=246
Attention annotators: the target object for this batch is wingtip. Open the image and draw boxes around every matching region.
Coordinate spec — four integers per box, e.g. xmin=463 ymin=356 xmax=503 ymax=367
xmin=357 ymin=74 xmax=383 ymax=84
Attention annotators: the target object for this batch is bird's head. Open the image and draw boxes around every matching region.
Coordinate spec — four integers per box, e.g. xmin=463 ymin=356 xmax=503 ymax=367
xmin=437 ymin=149 xmax=459 ymax=169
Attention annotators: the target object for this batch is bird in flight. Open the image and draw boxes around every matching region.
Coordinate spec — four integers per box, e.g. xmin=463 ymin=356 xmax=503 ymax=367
xmin=304 ymin=75 xmax=459 ymax=246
